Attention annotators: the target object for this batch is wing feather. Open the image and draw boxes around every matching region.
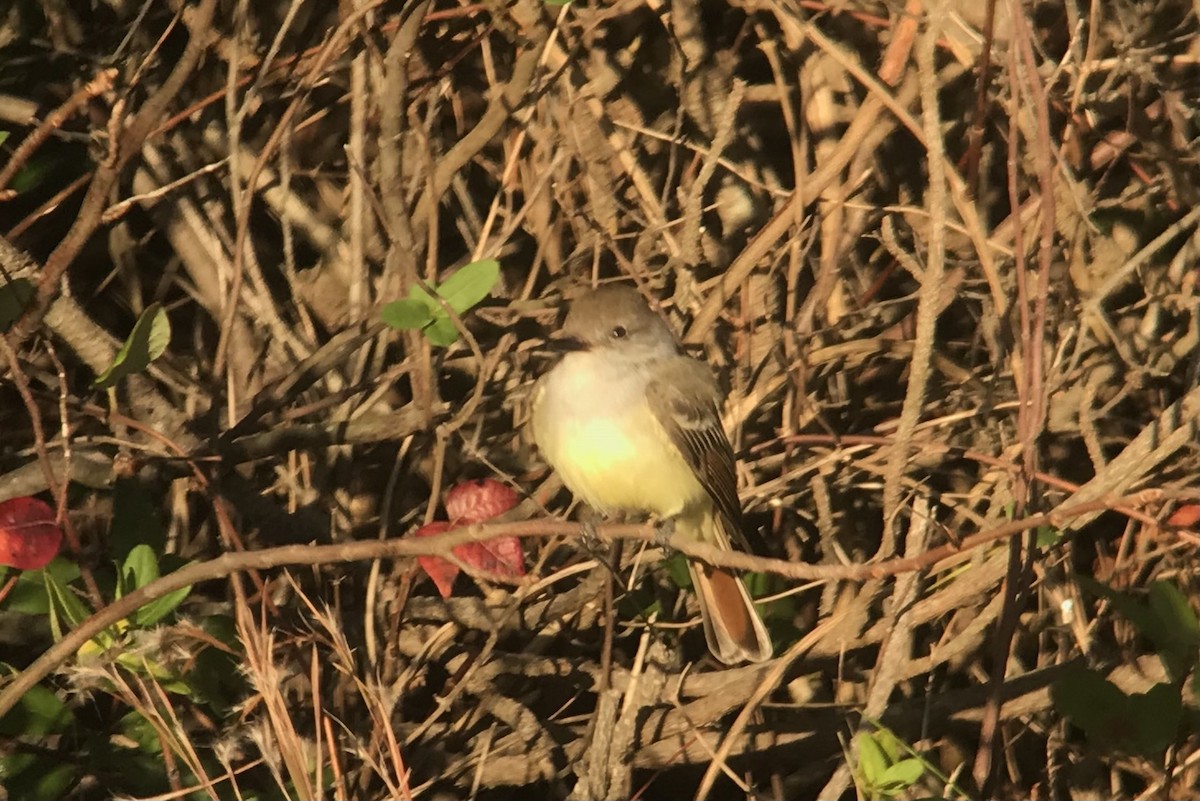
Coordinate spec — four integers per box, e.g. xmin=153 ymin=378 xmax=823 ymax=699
xmin=646 ymin=358 xmax=744 ymax=536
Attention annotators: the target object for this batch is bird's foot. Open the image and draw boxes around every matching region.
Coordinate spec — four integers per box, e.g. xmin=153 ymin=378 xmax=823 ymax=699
xmin=578 ymin=507 xmax=605 ymax=552
xmin=654 ymin=516 xmax=677 ymax=548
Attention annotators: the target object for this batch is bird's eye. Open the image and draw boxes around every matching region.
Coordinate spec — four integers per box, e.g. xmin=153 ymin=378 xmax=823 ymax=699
xmin=610 ymin=325 xmax=627 ymax=339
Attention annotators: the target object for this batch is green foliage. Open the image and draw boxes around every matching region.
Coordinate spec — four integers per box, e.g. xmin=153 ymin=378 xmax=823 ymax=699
xmin=117 ymin=544 xmax=193 ymax=627
xmin=851 ymin=724 xmax=943 ymax=800
xmin=1036 ymin=524 xmax=1064 ymax=548
xmin=0 ymin=750 xmax=77 ymax=800
xmin=0 ymin=678 xmax=72 ymax=737
xmin=381 ymin=259 xmax=500 ymax=346
xmin=0 ymin=668 xmax=78 ymax=797
xmin=0 ymin=494 xmax=219 ymax=799
xmin=1051 ymin=578 xmax=1199 ymax=759
xmin=3 ymin=558 xmax=81 ymax=614
xmin=663 ymin=551 xmax=692 ymax=589
xmin=94 ymin=303 xmax=172 ymax=388
xmin=1052 ymin=664 xmax=1182 ymax=758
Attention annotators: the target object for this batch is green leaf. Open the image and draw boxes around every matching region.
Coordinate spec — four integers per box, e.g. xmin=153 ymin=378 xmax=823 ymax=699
xmin=0 ymin=278 xmax=34 ymax=332
xmin=0 ymin=681 xmax=72 ymax=736
xmin=94 ymin=303 xmax=171 ymax=388
xmin=1146 ymin=581 xmax=1200 ymax=681
xmin=423 ymin=314 xmax=460 ymax=347
xmin=434 ymin=259 xmax=500 ymax=314
xmin=855 ymin=730 xmax=890 ymax=786
xmin=1036 ymin=525 xmax=1063 ymax=548
xmin=1147 ymin=580 xmax=1200 ymax=644
xmin=121 ymin=544 xmax=161 ymax=593
xmin=880 ymin=757 xmax=926 ymax=788
xmin=43 ymin=564 xmax=91 ymax=635
xmin=663 ymin=552 xmax=692 ymax=589
xmin=1051 ymin=665 xmax=1131 ymax=749
xmin=3 ymin=559 xmax=80 ymax=614
xmin=874 ymin=727 xmax=907 ymax=763
xmin=119 ymin=545 xmax=191 ymax=626
xmin=380 ymin=298 xmax=435 ymax=331
xmin=1130 ymin=682 xmax=1182 ymax=758
xmin=134 ymin=581 xmax=192 ymax=627
xmin=0 ymin=752 xmax=77 ymax=799
xmin=381 ymin=260 xmax=499 ymax=345
xmin=118 ymin=710 xmax=164 ymax=755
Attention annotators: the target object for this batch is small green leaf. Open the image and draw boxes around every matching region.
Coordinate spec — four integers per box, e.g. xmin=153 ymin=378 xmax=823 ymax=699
xmin=0 ymin=752 xmax=77 ymax=800
xmin=118 ymin=710 xmax=164 ymax=755
xmin=1147 ymin=581 xmax=1200 ymax=645
xmin=0 ymin=278 xmax=34 ymax=332
xmin=0 ymin=681 xmax=72 ymax=736
xmin=855 ymin=731 xmax=890 ymax=786
xmin=380 ymin=298 xmax=435 ymax=331
xmin=119 ymin=545 xmax=191 ymax=626
xmin=879 ymin=757 xmax=925 ymax=788
xmin=43 ymin=565 xmax=91 ymax=636
xmin=434 ymin=259 xmax=500 ymax=314
xmin=1147 ymin=581 xmax=1200 ymax=681
xmin=423 ymin=314 xmax=460 ymax=346
xmin=1130 ymin=682 xmax=1182 ymax=758
xmin=134 ymin=581 xmax=192 ymax=627
xmin=381 ymin=260 xmax=499 ymax=345
xmin=1051 ymin=665 xmax=1131 ymax=749
xmin=0 ymin=131 xmax=9 ymax=146
xmin=3 ymin=559 xmax=81 ymax=614
xmin=121 ymin=544 xmax=161 ymax=592
xmin=874 ymin=727 xmax=907 ymax=763
xmin=1036 ymin=525 xmax=1063 ymax=548
xmin=663 ymin=552 xmax=692 ymax=589
xmin=94 ymin=303 xmax=171 ymax=388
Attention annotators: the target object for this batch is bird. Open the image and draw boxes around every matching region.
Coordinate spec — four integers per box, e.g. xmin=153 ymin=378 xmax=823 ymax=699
xmin=531 ymin=284 xmax=772 ymax=664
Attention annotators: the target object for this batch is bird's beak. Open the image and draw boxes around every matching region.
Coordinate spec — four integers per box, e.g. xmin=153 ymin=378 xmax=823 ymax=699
xmin=546 ymin=332 xmax=589 ymax=352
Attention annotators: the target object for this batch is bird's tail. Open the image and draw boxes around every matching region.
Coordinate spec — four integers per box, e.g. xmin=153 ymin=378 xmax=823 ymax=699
xmin=683 ymin=511 xmax=773 ymax=664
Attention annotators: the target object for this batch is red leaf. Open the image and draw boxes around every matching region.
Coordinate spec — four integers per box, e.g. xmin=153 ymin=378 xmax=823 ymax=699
xmin=1168 ymin=504 xmax=1200 ymax=527
xmin=410 ymin=517 xmax=526 ymax=597
xmin=453 ymin=538 xmax=526 ymax=580
xmin=0 ymin=497 xmax=63 ymax=570
xmin=444 ymin=479 xmax=524 ymax=580
xmin=412 ymin=521 xmax=458 ymax=598
xmin=444 ymin=479 xmax=518 ymax=524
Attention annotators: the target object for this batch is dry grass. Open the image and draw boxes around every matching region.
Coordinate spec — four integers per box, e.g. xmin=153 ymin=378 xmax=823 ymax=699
xmin=2 ymin=0 xmax=1200 ymax=798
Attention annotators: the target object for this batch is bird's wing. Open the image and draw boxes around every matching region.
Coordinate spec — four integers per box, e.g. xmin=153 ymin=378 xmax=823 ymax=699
xmin=645 ymin=356 xmax=744 ymax=535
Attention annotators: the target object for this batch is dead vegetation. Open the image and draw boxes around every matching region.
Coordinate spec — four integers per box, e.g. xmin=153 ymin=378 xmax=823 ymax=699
xmin=2 ymin=0 xmax=1200 ymax=798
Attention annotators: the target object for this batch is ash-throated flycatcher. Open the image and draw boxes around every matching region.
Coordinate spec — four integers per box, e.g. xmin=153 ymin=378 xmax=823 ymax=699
xmin=531 ymin=285 xmax=772 ymax=664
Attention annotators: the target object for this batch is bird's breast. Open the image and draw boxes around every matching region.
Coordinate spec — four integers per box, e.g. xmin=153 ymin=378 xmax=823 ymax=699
xmin=533 ymin=354 xmax=704 ymax=517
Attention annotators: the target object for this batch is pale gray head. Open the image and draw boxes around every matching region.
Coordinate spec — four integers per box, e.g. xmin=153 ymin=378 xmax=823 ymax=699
xmin=555 ymin=285 xmax=680 ymax=364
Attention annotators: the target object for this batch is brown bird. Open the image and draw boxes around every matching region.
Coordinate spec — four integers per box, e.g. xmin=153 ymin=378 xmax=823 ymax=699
xmin=531 ymin=285 xmax=772 ymax=664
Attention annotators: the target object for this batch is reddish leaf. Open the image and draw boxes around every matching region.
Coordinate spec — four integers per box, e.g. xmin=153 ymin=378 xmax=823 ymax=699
xmin=0 ymin=497 xmax=63 ymax=570
xmin=444 ymin=479 xmax=518 ymax=524
xmin=444 ymin=479 xmax=524 ymax=580
xmin=454 ymin=538 xmax=526 ymax=580
xmin=412 ymin=521 xmax=458 ymax=598
xmin=1167 ymin=504 xmax=1200 ymax=528
xmin=410 ymin=516 xmax=526 ymax=597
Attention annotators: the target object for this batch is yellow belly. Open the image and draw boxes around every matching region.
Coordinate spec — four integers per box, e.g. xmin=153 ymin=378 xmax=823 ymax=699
xmin=544 ymin=405 xmax=706 ymax=518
